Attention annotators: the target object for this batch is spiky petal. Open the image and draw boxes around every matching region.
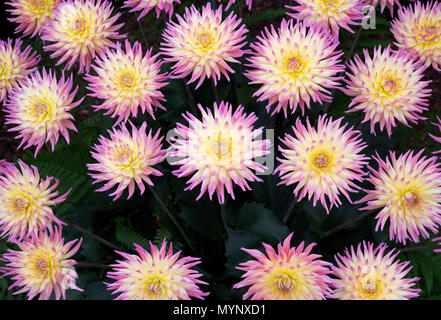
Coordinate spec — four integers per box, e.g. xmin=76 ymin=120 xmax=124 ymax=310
xmin=245 ymin=20 xmax=344 ymax=118
xmin=0 ymin=38 xmax=40 ymax=104
xmin=275 ymin=115 xmax=368 ymax=213
xmin=105 ymin=240 xmax=209 ymax=300
xmin=365 ymin=0 xmax=402 ymax=15
xmin=87 ymin=122 xmax=166 ymax=201
xmin=0 ymin=227 xmax=83 ymax=300
xmin=4 ymin=68 xmax=81 ymax=157
xmin=359 ymin=150 xmax=441 ymax=245
xmin=330 ymin=241 xmax=420 ymax=300
xmin=233 ymin=233 xmax=333 ymax=300
xmin=41 ymin=0 xmax=125 ymax=73
xmin=169 ymin=101 xmax=271 ymax=204
xmin=0 ymin=160 xmax=68 ymax=243
xmin=342 ymin=45 xmax=431 ymax=137
xmin=85 ymin=40 xmax=168 ymax=124
xmin=429 ymin=116 xmax=441 ymax=154
xmin=123 ymin=0 xmax=180 ymax=20
xmin=160 ymin=3 xmax=248 ymax=89
xmin=222 ymin=0 xmax=252 ymax=11
xmin=391 ymin=1 xmax=441 ymax=71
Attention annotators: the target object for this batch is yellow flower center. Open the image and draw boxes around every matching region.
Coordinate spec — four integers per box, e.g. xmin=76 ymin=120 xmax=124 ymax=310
xmin=11 ymin=196 xmax=29 ymax=213
xmin=285 ymin=55 xmax=304 ymax=73
xmin=419 ymin=23 xmax=440 ymax=43
xmin=212 ymin=133 xmax=233 ymax=160
xmin=117 ymin=148 xmax=133 ymax=165
xmin=0 ymin=61 xmax=8 ymax=78
xmin=73 ymin=18 xmax=87 ymax=33
xmin=33 ymin=102 xmax=49 ymax=117
xmin=379 ymin=75 xmax=399 ymax=95
xmin=119 ymin=73 xmax=136 ymax=88
xmin=145 ymin=278 xmax=164 ymax=296
xmin=401 ymin=190 xmax=420 ymax=208
xmin=30 ymin=0 xmax=46 ymax=10
xmin=312 ymin=151 xmax=331 ymax=170
xmin=359 ymin=267 xmax=382 ymax=299
xmin=197 ymin=32 xmax=213 ymax=48
xmin=275 ymin=275 xmax=296 ymax=294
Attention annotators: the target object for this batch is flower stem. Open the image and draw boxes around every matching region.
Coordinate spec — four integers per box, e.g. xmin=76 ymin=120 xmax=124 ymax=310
xmin=75 ymin=261 xmax=111 ymax=269
xmin=398 ymin=244 xmax=441 ymax=253
xmin=212 ymin=78 xmax=220 ymax=105
xmin=220 ymin=201 xmax=227 ymax=229
xmin=320 ymin=209 xmax=376 ymax=240
xmin=283 ymin=197 xmax=297 ymax=224
xmin=135 ymin=14 xmax=149 ymax=47
xmin=184 ymin=78 xmax=198 ymax=116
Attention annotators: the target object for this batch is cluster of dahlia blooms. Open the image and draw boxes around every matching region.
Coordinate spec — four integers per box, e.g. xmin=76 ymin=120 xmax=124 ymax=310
xmin=105 ymin=240 xmax=209 ymax=300
xmin=169 ymin=101 xmax=271 ymax=204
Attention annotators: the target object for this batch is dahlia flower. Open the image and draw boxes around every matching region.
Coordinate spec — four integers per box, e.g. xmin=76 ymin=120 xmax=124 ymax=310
xmin=245 ymin=20 xmax=344 ymax=117
xmin=4 ymin=68 xmax=81 ymax=157
xmin=0 ymin=38 xmax=40 ymax=104
xmin=233 ymin=233 xmax=333 ymax=300
xmin=105 ymin=240 xmax=209 ymax=300
xmin=275 ymin=115 xmax=368 ymax=213
xmin=123 ymin=0 xmax=180 ymax=19
xmin=41 ymin=0 xmax=125 ymax=73
xmin=330 ymin=241 xmax=420 ymax=300
xmin=286 ymin=0 xmax=365 ymax=36
xmin=169 ymin=101 xmax=271 ymax=204
xmin=6 ymin=0 xmax=62 ymax=38
xmin=0 ymin=160 xmax=68 ymax=242
xmin=87 ymin=122 xmax=166 ymax=201
xmin=342 ymin=45 xmax=431 ymax=137
xmin=160 ymin=3 xmax=248 ymax=89
xmin=365 ymin=0 xmax=401 ymax=15
xmin=359 ymin=150 xmax=441 ymax=244
xmin=85 ymin=40 xmax=168 ymax=124
xmin=391 ymin=1 xmax=441 ymax=71
xmin=0 ymin=228 xmax=83 ymax=300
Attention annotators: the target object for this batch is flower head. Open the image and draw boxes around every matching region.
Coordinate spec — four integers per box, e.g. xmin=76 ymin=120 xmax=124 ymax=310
xmin=6 ymin=0 xmax=62 ymax=38
xmin=342 ymin=45 xmax=431 ymax=137
xmin=4 ymin=68 xmax=81 ymax=157
xmin=85 ymin=40 xmax=168 ymax=124
xmin=246 ymin=20 xmax=344 ymax=117
xmin=41 ymin=0 xmax=125 ymax=73
xmin=0 ymin=160 xmax=68 ymax=242
xmin=0 ymin=38 xmax=40 ymax=104
xmin=391 ymin=1 xmax=441 ymax=71
xmin=365 ymin=0 xmax=401 ymax=15
xmin=233 ymin=233 xmax=333 ymax=300
xmin=275 ymin=115 xmax=368 ymax=213
xmin=160 ymin=3 xmax=248 ymax=89
xmin=123 ymin=0 xmax=180 ymax=20
xmin=286 ymin=0 xmax=365 ymax=36
xmin=169 ymin=101 xmax=271 ymax=204
xmin=105 ymin=240 xmax=209 ymax=300
xmin=330 ymin=241 xmax=420 ymax=300
xmin=0 ymin=228 xmax=83 ymax=300
xmin=359 ymin=150 xmax=441 ymax=245
xmin=87 ymin=122 xmax=166 ymax=201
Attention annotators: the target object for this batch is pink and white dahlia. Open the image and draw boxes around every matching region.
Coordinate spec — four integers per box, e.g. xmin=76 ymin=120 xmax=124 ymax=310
xmin=246 ymin=20 xmax=344 ymax=117
xmin=85 ymin=40 xmax=168 ymax=124
xmin=391 ymin=1 xmax=441 ymax=71
xmin=342 ymin=45 xmax=431 ymax=137
xmin=87 ymin=122 xmax=166 ymax=201
xmin=0 ymin=38 xmax=40 ymax=104
xmin=160 ymin=3 xmax=248 ymax=89
xmin=286 ymin=0 xmax=365 ymax=36
xmin=41 ymin=0 xmax=125 ymax=73
xmin=330 ymin=241 xmax=420 ymax=300
xmin=365 ymin=0 xmax=402 ymax=15
xmin=0 ymin=228 xmax=83 ymax=300
xmin=169 ymin=101 xmax=271 ymax=204
xmin=105 ymin=240 xmax=209 ymax=300
xmin=6 ymin=0 xmax=62 ymax=38
xmin=4 ymin=68 xmax=81 ymax=157
xmin=359 ymin=150 xmax=441 ymax=244
xmin=275 ymin=115 xmax=368 ymax=213
xmin=0 ymin=160 xmax=67 ymax=242
xmin=233 ymin=233 xmax=333 ymax=300
xmin=123 ymin=0 xmax=180 ymax=19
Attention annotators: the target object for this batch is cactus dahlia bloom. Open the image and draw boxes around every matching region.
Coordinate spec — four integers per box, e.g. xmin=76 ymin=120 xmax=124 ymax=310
xmin=286 ymin=0 xmax=365 ymax=36
xmin=0 ymin=228 xmax=83 ymax=300
xmin=275 ymin=115 xmax=368 ymax=213
xmin=85 ymin=40 xmax=168 ymax=124
xmin=169 ymin=101 xmax=271 ymax=204
xmin=0 ymin=38 xmax=40 ymax=104
xmin=233 ymin=233 xmax=333 ymax=300
xmin=359 ymin=150 xmax=441 ymax=245
xmin=123 ymin=0 xmax=180 ymax=20
xmin=391 ymin=1 xmax=441 ymax=71
xmin=342 ymin=46 xmax=431 ymax=137
xmin=246 ymin=20 xmax=344 ymax=117
xmin=330 ymin=241 xmax=420 ymax=300
xmin=0 ymin=160 xmax=68 ymax=242
xmin=41 ymin=0 xmax=125 ymax=74
xmin=6 ymin=0 xmax=62 ymax=38
xmin=365 ymin=0 xmax=401 ymax=15
xmin=105 ymin=240 xmax=209 ymax=300
xmin=160 ymin=3 xmax=248 ymax=89
xmin=87 ymin=122 xmax=166 ymax=201
xmin=4 ymin=69 xmax=81 ymax=157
